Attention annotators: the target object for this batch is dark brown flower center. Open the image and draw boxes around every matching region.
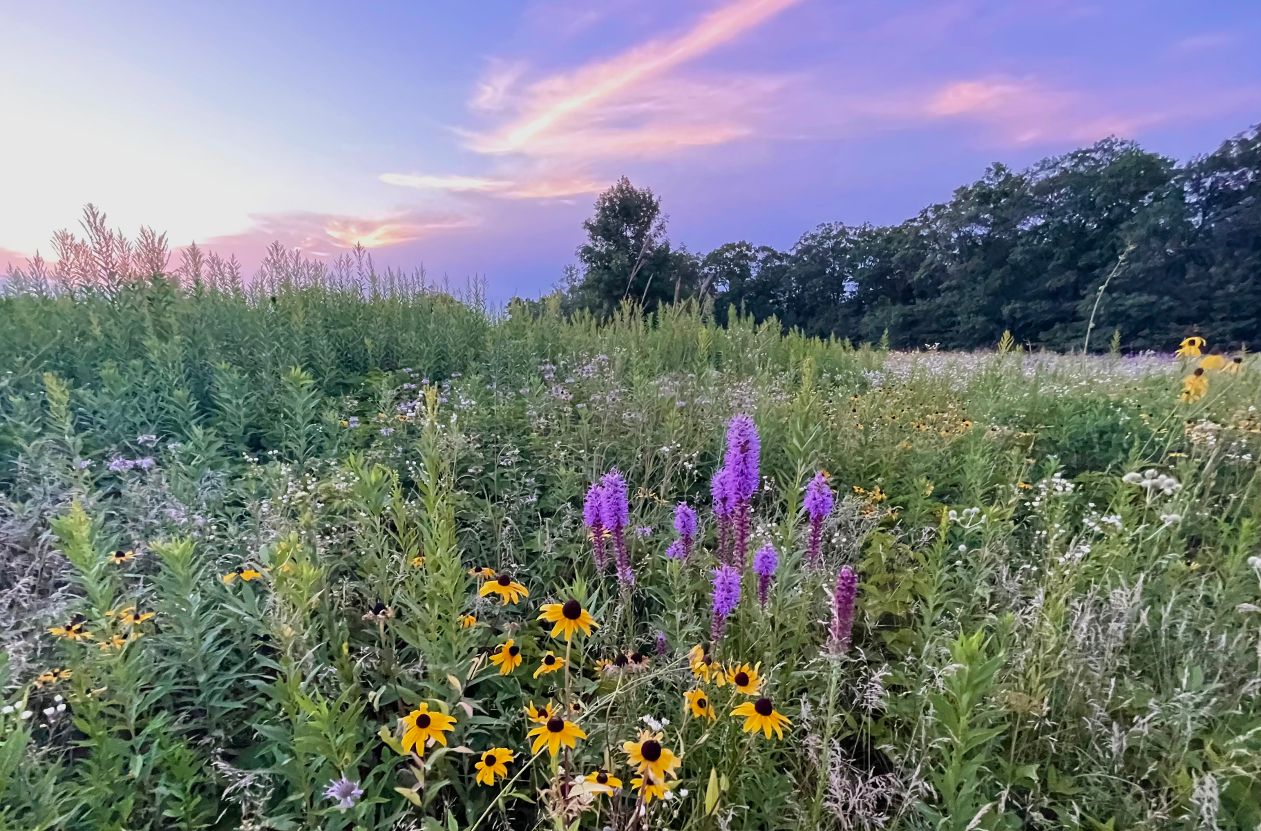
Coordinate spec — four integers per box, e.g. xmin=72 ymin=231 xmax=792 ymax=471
xmin=113 ymin=550 xmax=126 ymax=559
xmin=596 ymin=771 xmax=609 ymax=784
xmin=613 ymin=654 xmax=628 ymax=667
xmin=371 ymin=602 xmax=386 ymax=614
xmin=640 ymin=740 xmax=662 ymax=762
xmin=544 ymin=655 xmax=556 ymax=665
xmin=754 ymin=698 xmax=773 ymax=716
xmin=497 ymin=574 xmax=512 ymax=586
xmin=1194 ymin=368 xmax=1204 ymax=376
xmin=631 ymin=652 xmax=645 ymax=663
xmin=483 ymin=752 xmax=496 ymax=766
xmin=508 ymin=645 xmax=520 ymax=657
xmin=546 ymin=717 xmax=565 ymax=733
xmin=561 ymin=599 xmax=582 ymax=619
xmin=416 ymin=713 xmax=432 ymax=728
xmin=696 ymin=697 xmax=707 ymax=709
xmin=69 ymin=614 xmax=86 ymax=625
xmin=701 ymin=654 xmax=712 ymax=665
xmin=734 ymin=671 xmax=750 ymax=687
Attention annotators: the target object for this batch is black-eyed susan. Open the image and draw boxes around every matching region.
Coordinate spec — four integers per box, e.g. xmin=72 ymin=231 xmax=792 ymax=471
xmin=533 ymin=651 xmax=566 ymax=679
xmin=222 ymin=566 xmax=264 ymax=585
xmin=1225 ymin=356 xmax=1244 ymax=374
xmin=410 ymin=554 xmax=426 ymax=567
xmin=538 ymin=599 xmax=598 ymax=641
xmin=468 ymin=565 xmax=496 ymax=580
xmin=524 ymin=700 xmax=557 ymax=724
xmin=49 ymin=614 xmax=93 ymax=642
xmin=726 ymin=663 xmax=762 ymax=696
xmin=528 ymin=716 xmax=586 ymax=757
xmin=490 ymin=639 xmax=523 ymax=675
xmin=585 ymin=768 xmax=623 ymax=794
xmin=119 ymin=608 xmax=155 ymax=628
xmin=1199 ymin=353 xmax=1227 ymax=371
xmin=474 ymin=747 xmax=514 ymax=786
xmin=1176 ymin=336 xmax=1206 ymax=357
xmin=688 ymin=644 xmax=722 ymax=683
xmin=459 ymin=614 xmax=478 ymax=629
xmin=400 ymin=703 xmax=457 ymax=756
xmin=684 ymin=688 xmax=715 ymax=721
xmin=1180 ymin=368 xmax=1208 ymax=403
xmin=622 ymin=731 xmax=681 ymax=782
xmin=35 ymin=668 xmax=72 ymax=687
xmin=631 ymin=771 xmax=671 ymax=803
xmin=480 ymin=573 xmax=529 ymax=605
xmin=109 ymin=549 xmax=135 ymax=565
xmin=98 ymin=633 xmax=130 ymax=651
xmin=731 ymin=697 xmax=791 ymax=740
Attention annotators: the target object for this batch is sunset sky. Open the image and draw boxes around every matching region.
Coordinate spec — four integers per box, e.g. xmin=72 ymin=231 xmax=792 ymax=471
xmin=2 ymin=0 xmax=1259 ymax=299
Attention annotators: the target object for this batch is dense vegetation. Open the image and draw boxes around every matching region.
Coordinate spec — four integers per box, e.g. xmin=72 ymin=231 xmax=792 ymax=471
xmin=2 ymin=248 xmax=1260 ymax=829
xmin=559 ymin=124 xmax=1261 ymax=351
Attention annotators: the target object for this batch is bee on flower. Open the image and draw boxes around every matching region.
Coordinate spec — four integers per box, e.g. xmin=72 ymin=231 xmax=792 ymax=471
xmin=222 ymin=566 xmax=264 ymax=585
xmin=731 ymin=697 xmax=791 ymax=739
xmin=399 ymin=703 xmax=457 ymax=757
xmin=480 ymin=573 xmax=529 ymax=605
xmin=528 ymin=715 xmax=586 ymax=757
xmin=474 ymin=747 xmax=514 ymax=786
xmin=490 ymin=639 xmax=523 ymax=675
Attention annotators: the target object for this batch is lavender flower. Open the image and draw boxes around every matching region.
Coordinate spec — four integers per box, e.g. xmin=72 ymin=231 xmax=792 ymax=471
xmin=655 ymin=630 xmax=668 ymax=656
xmin=107 ymin=456 xmax=135 ymax=473
xmin=710 ymin=564 xmax=742 ymax=642
xmin=752 ymin=544 xmax=778 ymax=609
xmin=583 ymin=482 xmax=609 ymax=571
xmin=673 ymin=501 xmax=699 ymax=558
xmin=665 ymin=539 xmax=686 ymax=560
xmin=135 ymin=457 xmax=155 ymax=471
xmin=600 ymin=470 xmax=633 ymax=585
xmin=829 ymin=566 xmax=859 ymax=655
xmin=804 ymin=472 xmax=834 ymax=566
xmin=323 ymin=776 xmax=364 ymax=811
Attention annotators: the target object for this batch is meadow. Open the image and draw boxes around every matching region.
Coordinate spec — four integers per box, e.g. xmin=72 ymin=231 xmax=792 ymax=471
xmin=2 ymin=264 xmax=1260 ymax=830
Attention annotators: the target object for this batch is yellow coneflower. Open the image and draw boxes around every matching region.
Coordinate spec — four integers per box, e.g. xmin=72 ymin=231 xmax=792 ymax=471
xmin=726 ymin=663 xmax=762 ymax=696
xmin=35 ymin=668 xmax=72 ymax=687
xmin=868 ymin=486 xmax=887 ymax=503
xmin=479 ymin=573 xmax=529 ymax=605
xmin=458 ymin=614 xmax=478 ymax=629
xmin=1199 ymin=353 xmax=1227 ymax=371
xmin=622 ymin=731 xmax=681 ymax=782
xmin=410 ymin=554 xmax=426 ymax=567
xmin=538 ymin=599 xmax=598 ymax=641
xmin=1176 ymin=336 xmax=1206 ymax=357
xmin=533 ymin=651 xmax=566 ymax=679
xmin=524 ymin=700 xmax=557 ymax=724
xmin=631 ymin=771 xmax=671 ymax=803
xmin=490 ymin=639 xmax=523 ymax=675
xmin=98 ymin=633 xmax=130 ymax=651
xmin=400 ymin=703 xmax=457 ymax=756
xmin=474 ymin=747 xmax=513 ymax=786
xmin=222 ymin=566 xmax=264 ymax=585
xmin=684 ymin=688 xmax=716 ymax=721
xmin=593 ymin=657 xmax=613 ymax=674
xmin=49 ymin=615 xmax=93 ymax=642
xmin=120 ymin=609 xmax=155 ymax=627
xmin=527 ymin=716 xmax=586 ymax=757
xmin=688 ymin=644 xmax=722 ymax=683
xmin=468 ymin=566 xmax=496 ymax=580
xmin=1180 ymin=368 xmax=1208 ymax=403
xmin=585 ymin=768 xmax=623 ymax=794
xmin=1224 ymin=356 xmax=1244 ymax=374
xmin=109 ymin=549 xmax=135 ymax=565
xmin=731 ymin=697 xmax=791 ymax=740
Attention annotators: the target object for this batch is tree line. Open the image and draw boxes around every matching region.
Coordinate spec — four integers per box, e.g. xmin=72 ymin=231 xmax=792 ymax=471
xmin=550 ymin=123 xmax=1260 ymax=351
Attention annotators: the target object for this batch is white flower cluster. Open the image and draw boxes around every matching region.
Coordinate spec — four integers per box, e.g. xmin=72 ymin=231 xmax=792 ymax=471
xmin=1121 ymin=469 xmax=1181 ymax=496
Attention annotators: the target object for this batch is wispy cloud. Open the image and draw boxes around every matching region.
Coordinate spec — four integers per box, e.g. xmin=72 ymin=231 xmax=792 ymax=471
xmin=379 ymin=172 xmax=606 ymax=200
xmin=204 ymin=208 xmax=476 ymax=253
xmin=1172 ymin=32 xmax=1237 ymax=54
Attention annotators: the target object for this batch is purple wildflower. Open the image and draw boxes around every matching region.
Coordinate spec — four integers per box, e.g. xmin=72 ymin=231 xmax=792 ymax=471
xmin=723 ymin=415 xmax=761 ymax=502
xmin=323 ymin=776 xmax=364 ymax=811
xmin=829 ymin=566 xmax=859 ymax=655
xmin=710 ymin=564 xmax=742 ymax=642
xmin=711 ymin=467 xmax=737 ymax=563
xmin=655 ymin=630 xmax=668 ymax=656
xmin=135 ymin=457 xmax=156 ymax=471
xmin=634 ymin=525 xmax=653 ymax=539
xmin=107 ymin=456 xmax=135 ymax=473
xmin=673 ymin=501 xmax=699 ymax=559
xmin=600 ymin=470 xmax=633 ymax=585
xmin=665 ymin=539 xmax=686 ymax=560
xmin=583 ymin=482 xmax=609 ymax=571
xmin=752 ymin=544 xmax=778 ymax=609
xmin=804 ymin=472 xmax=834 ymax=566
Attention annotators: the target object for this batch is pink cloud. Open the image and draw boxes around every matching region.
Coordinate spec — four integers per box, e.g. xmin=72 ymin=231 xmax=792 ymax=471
xmin=203 ymin=208 xmax=476 ymax=254
xmin=0 ymin=245 xmax=33 ymax=270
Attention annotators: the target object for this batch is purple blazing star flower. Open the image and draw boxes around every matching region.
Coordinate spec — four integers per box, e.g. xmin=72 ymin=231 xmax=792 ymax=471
xmin=711 ymin=467 xmax=737 ymax=563
xmin=634 ymin=525 xmax=653 ymax=539
xmin=804 ymin=472 xmax=834 ymax=566
xmin=673 ymin=502 xmax=699 ymax=540
xmin=323 ymin=776 xmax=364 ymax=811
xmin=829 ymin=566 xmax=859 ymax=655
xmin=583 ymin=482 xmax=609 ymax=571
xmin=665 ymin=539 xmax=686 ymax=560
xmin=723 ymin=414 xmax=761 ymax=503
xmin=655 ymin=630 xmax=668 ymax=656
xmin=752 ymin=544 xmax=778 ymax=609
xmin=600 ymin=470 xmax=632 ymax=585
xmin=710 ymin=564 xmax=742 ymax=642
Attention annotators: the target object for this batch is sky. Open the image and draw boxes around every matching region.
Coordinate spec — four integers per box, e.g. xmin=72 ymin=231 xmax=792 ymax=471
xmin=2 ymin=0 xmax=1259 ymax=300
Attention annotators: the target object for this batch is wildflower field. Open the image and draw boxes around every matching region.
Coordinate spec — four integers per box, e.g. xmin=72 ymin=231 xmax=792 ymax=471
xmin=2 ymin=277 xmax=1260 ymax=830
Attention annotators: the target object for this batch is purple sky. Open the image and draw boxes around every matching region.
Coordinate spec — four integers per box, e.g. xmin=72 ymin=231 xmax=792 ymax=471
xmin=2 ymin=0 xmax=1259 ymax=300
